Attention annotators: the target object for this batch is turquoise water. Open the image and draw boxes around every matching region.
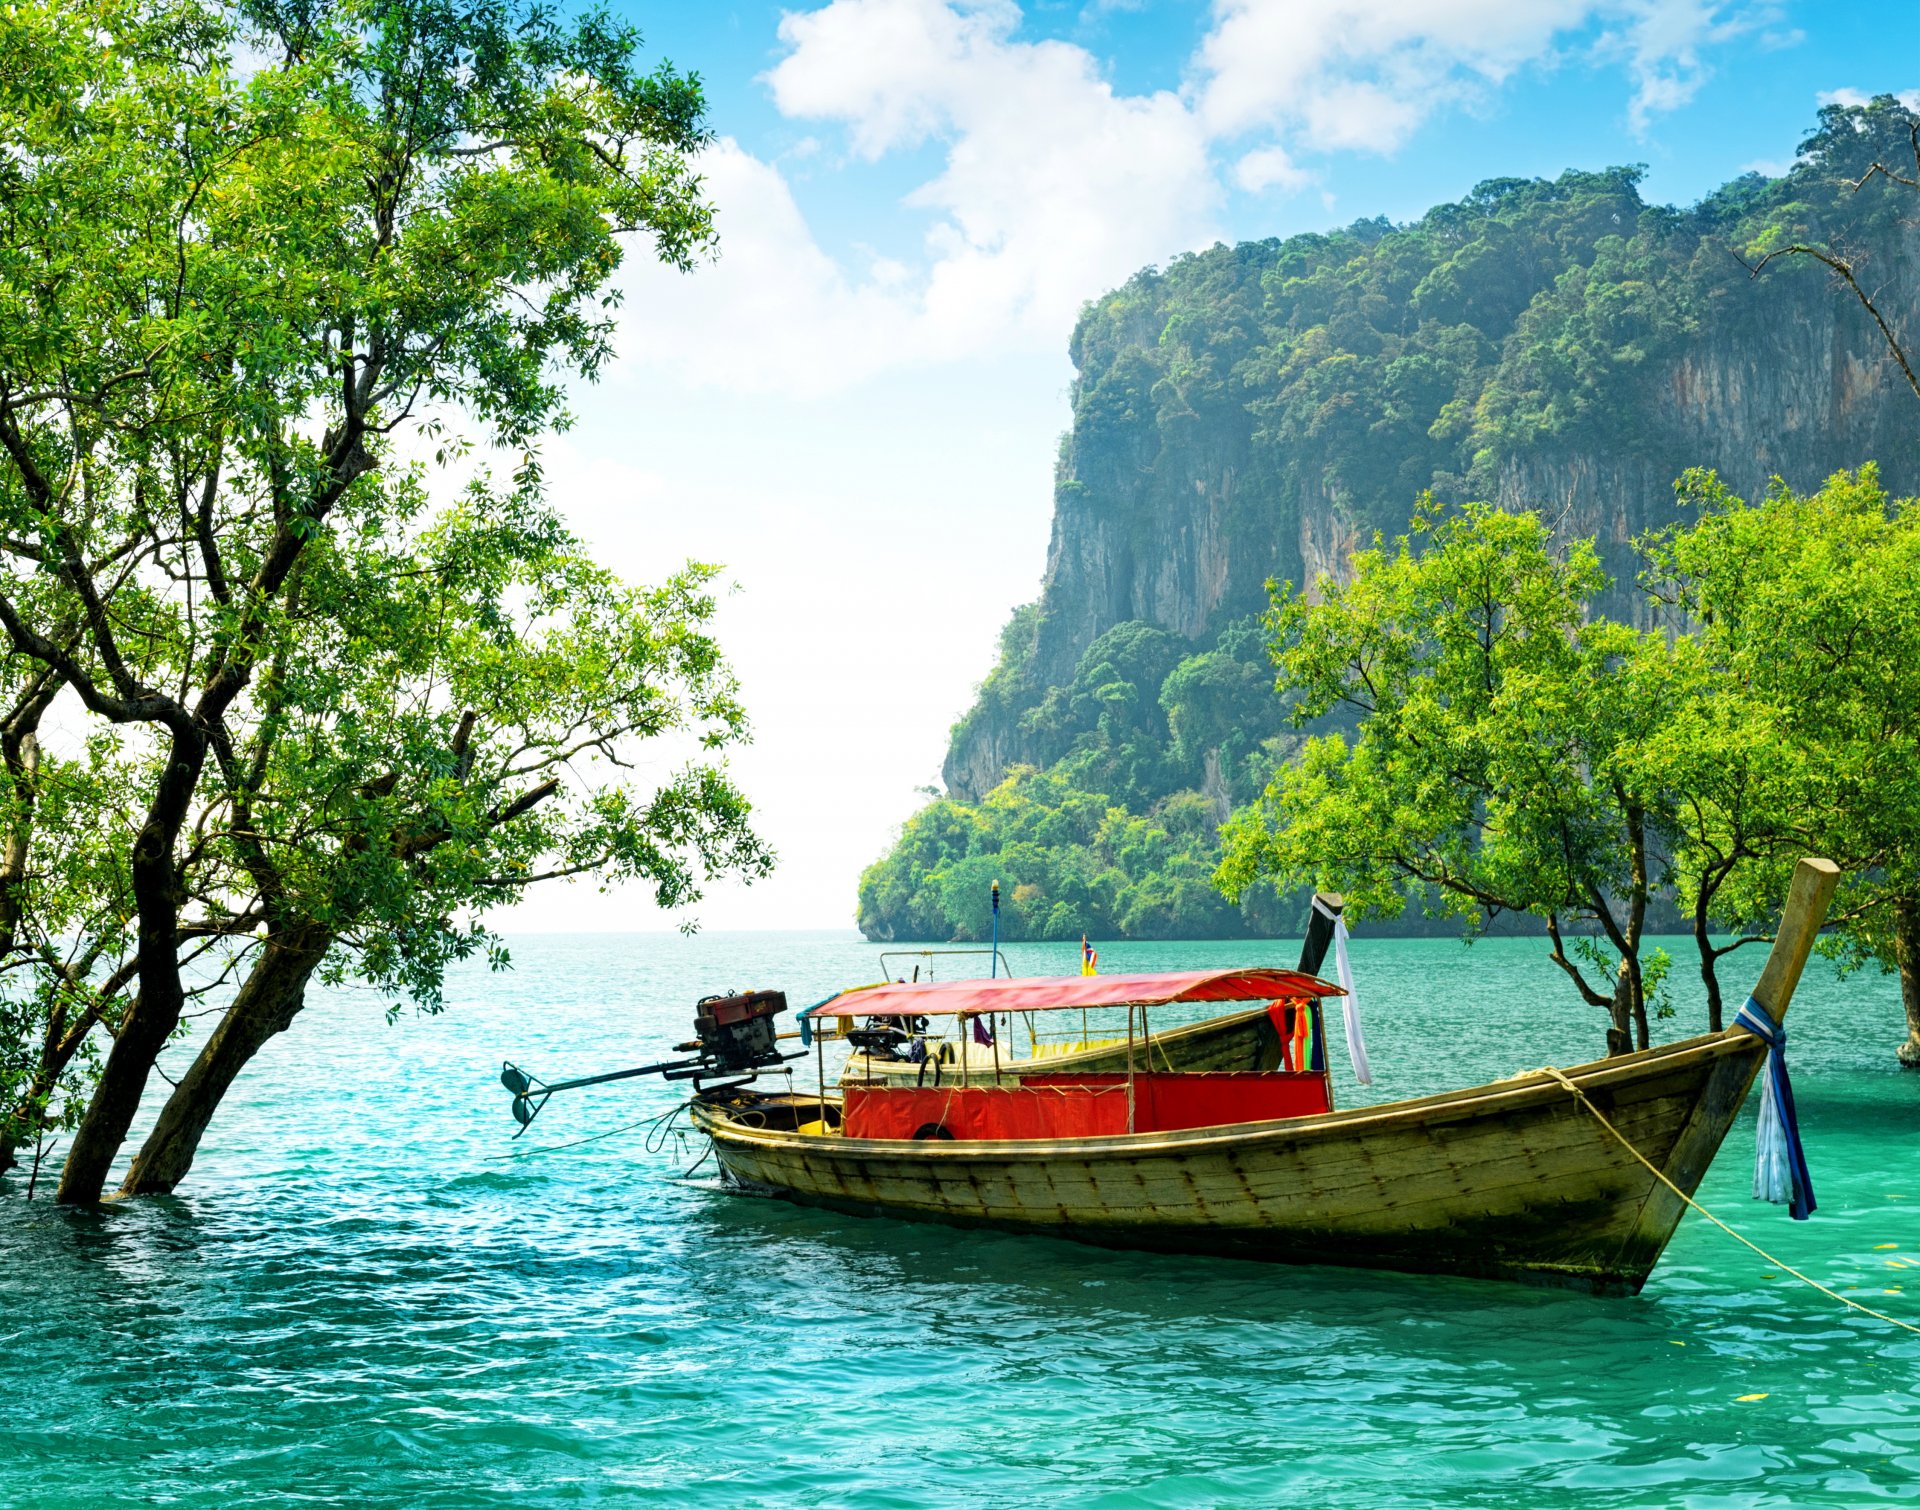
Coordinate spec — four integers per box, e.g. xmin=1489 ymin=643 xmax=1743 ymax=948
xmin=3 ymin=930 xmax=1918 ymax=1508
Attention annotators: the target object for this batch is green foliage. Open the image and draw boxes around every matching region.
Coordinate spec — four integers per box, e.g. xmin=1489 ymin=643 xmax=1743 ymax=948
xmin=0 ymin=0 xmax=768 ymax=1191
xmin=1216 ymin=497 xmax=1693 ymax=1048
xmin=862 ymin=616 xmax=1292 ymax=942
xmin=1221 ymin=466 xmax=1920 ymax=1053
xmin=1643 ymin=467 xmax=1920 ymax=1024
xmin=857 ymin=766 xmax=1251 ymax=943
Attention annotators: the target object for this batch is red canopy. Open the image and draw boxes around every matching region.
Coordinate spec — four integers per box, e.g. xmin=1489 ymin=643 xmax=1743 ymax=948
xmin=803 ymin=967 xmax=1341 ymax=1020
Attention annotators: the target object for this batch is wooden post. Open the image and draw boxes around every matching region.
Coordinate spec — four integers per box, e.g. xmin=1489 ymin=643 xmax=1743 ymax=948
xmin=1747 ymin=857 xmax=1841 ymax=1028
xmin=1125 ymin=1003 xmax=1137 ymax=1133
xmin=1297 ymin=892 xmax=1344 ymax=976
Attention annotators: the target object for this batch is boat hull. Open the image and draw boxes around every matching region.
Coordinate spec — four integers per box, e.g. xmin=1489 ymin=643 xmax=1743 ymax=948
xmin=843 ymin=1003 xmax=1284 ymax=1085
xmin=693 ymin=1031 xmax=1766 ymax=1294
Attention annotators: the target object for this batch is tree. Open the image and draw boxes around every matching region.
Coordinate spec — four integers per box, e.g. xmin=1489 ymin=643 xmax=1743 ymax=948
xmin=1646 ymin=466 xmax=1920 ymax=1064
xmin=120 ymin=486 xmax=769 ymax=1195
xmin=1216 ymin=498 xmax=1696 ymax=1054
xmin=1612 ymin=628 xmax=1805 ymax=1033
xmin=0 ymin=0 xmax=769 ymax=1200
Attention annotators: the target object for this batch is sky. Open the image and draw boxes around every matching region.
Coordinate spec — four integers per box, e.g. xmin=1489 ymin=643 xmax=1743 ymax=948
xmin=493 ymin=0 xmax=1920 ymax=935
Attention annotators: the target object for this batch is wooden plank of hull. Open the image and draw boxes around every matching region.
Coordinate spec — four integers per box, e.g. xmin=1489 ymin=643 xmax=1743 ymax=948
xmin=844 ymin=1004 xmax=1283 ymax=1085
xmin=693 ymin=1032 xmax=1766 ymax=1294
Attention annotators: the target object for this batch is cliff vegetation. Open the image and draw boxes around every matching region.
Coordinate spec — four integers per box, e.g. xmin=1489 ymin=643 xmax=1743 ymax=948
xmin=860 ymin=97 xmax=1920 ymax=944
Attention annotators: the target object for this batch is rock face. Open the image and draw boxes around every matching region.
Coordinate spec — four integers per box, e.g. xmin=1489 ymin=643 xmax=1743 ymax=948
xmin=1490 ymin=311 xmax=1920 ymax=627
xmin=946 ymin=145 xmax=1920 ymax=800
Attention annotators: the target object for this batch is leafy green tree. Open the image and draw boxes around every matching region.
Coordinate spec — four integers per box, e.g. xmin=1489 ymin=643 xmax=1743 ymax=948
xmin=1612 ymin=627 xmax=1805 ymax=1032
xmin=120 ymin=485 xmax=767 ymax=1195
xmin=1646 ymin=467 xmax=1920 ymax=1063
xmin=1217 ymin=498 xmax=1693 ymax=1054
xmin=0 ymin=0 xmax=767 ymax=1201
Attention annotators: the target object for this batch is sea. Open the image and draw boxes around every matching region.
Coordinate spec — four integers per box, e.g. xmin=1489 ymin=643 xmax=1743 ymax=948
xmin=2 ymin=930 xmax=1917 ymax=1508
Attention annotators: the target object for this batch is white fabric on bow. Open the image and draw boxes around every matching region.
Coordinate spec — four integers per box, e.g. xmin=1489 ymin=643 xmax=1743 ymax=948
xmin=1315 ymin=896 xmax=1372 ymax=1085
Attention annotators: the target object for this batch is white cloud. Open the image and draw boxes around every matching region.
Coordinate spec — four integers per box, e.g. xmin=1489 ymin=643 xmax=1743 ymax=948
xmin=1233 ymin=144 xmax=1311 ymax=193
xmin=1197 ymin=0 xmax=1591 ymax=144
xmin=1605 ymin=1 xmax=1770 ymax=131
xmin=611 ymin=1 xmax=1221 ymax=397
xmin=1197 ymin=1 xmax=1777 ymax=148
xmin=767 ymin=0 xmax=1219 ymax=357
xmin=1818 ymin=86 xmax=1920 ymax=113
xmin=611 ymin=139 xmax=910 ymax=393
xmin=610 ymin=0 xmax=1782 ymax=399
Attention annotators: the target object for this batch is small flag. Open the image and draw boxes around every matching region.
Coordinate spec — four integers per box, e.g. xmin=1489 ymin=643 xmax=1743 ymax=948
xmin=1081 ymin=935 xmax=1098 ymax=977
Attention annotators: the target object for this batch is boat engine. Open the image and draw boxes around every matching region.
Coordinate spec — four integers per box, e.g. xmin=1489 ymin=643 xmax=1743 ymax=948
xmin=500 ymin=988 xmax=803 ymax=1133
xmin=691 ymin=990 xmax=789 ymax=1072
xmin=845 ymin=1014 xmax=931 ymax=1061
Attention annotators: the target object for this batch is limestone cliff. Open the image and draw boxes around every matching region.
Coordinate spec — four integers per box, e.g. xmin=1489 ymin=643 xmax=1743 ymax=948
xmin=946 ymin=128 xmax=1920 ymax=800
xmin=864 ymin=99 xmax=1920 ymax=944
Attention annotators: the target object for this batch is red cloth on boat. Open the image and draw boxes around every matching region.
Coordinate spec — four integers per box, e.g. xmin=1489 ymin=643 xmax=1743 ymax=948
xmin=843 ymin=1083 xmax=1127 ymax=1140
xmin=841 ymin=1073 xmax=1331 ymax=1141
xmin=1266 ymin=999 xmax=1299 ymax=1070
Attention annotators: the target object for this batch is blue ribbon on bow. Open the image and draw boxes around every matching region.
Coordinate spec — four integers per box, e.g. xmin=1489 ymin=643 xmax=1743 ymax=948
xmin=1734 ymin=997 xmax=1815 ymax=1221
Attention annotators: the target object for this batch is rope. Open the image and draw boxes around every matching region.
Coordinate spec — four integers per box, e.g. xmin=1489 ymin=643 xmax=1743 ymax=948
xmin=490 ymin=1099 xmax=690 ymax=1162
xmin=1537 ymin=1066 xmax=1920 ymax=1336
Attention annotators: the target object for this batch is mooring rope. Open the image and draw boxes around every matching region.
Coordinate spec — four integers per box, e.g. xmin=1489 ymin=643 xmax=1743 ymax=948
xmin=1538 ymin=1065 xmax=1920 ymax=1336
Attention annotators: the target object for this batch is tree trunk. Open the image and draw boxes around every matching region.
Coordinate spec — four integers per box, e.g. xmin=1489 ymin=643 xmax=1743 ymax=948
xmin=118 ymin=928 xmax=331 ymax=1196
xmin=57 ymin=728 xmax=209 ymax=1203
xmin=1893 ymin=897 xmax=1920 ymax=1069
xmin=1622 ymin=804 xmax=1650 ymax=1052
xmin=1615 ymin=948 xmax=1650 ymax=1052
xmin=1694 ymin=884 xmax=1726 ymax=1034
xmin=1605 ymin=972 xmax=1633 ymax=1056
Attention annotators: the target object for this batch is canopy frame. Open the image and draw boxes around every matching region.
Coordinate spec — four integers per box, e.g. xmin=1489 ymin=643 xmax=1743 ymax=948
xmin=800 ymin=967 xmax=1342 ymax=1028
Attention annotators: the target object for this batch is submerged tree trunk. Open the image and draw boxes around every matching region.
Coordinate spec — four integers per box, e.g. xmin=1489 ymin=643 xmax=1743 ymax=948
xmin=1893 ymin=897 xmax=1920 ymax=1069
xmin=56 ymin=728 xmax=208 ymax=1203
xmin=118 ymin=928 xmax=332 ymax=1196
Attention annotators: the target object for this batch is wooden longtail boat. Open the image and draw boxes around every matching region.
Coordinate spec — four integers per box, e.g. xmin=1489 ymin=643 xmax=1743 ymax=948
xmin=690 ymin=859 xmax=1839 ymax=1294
